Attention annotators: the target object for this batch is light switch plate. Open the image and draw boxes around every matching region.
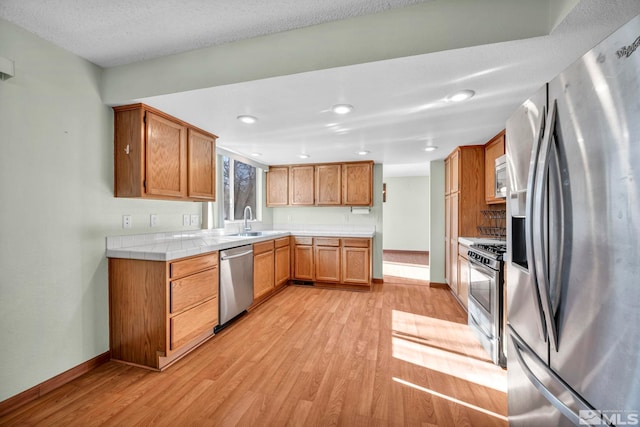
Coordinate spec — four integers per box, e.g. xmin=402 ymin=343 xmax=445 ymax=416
xmin=150 ymin=214 xmax=158 ymax=227
xmin=190 ymin=214 xmax=199 ymax=226
xmin=183 ymin=214 xmax=190 ymax=226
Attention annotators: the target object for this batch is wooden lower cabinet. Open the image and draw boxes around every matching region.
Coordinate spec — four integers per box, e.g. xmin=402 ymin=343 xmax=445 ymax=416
xmin=293 ymin=237 xmax=315 ymax=280
xmin=254 ymin=240 xmax=275 ymax=300
xmin=342 ymin=246 xmax=370 ymax=285
xmin=293 ymin=236 xmax=371 ymax=287
xmin=108 ymin=252 xmax=219 ymax=370
xmin=274 ymin=237 xmax=291 ymax=287
xmin=315 ymin=238 xmax=341 ymax=283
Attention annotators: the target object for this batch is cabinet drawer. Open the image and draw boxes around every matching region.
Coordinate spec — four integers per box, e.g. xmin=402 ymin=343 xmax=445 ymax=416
xmin=170 ymin=253 xmax=218 ymax=278
xmin=274 ymin=236 xmax=290 ymax=248
xmin=254 ymin=240 xmax=275 ymax=255
xmin=170 ymin=267 xmax=218 ymax=313
xmin=293 ymin=236 xmax=313 ymax=246
xmin=315 ymin=237 xmax=340 ymax=247
xmin=342 ymin=238 xmax=370 ymax=248
xmin=170 ymin=298 xmax=217 ymax=350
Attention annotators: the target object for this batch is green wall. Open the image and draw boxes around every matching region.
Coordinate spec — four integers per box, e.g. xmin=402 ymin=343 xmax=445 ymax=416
xmin=382 ymin=176 xmax=430 ymax=252
xmin=0 ymin=18 xmax=202 ymax=402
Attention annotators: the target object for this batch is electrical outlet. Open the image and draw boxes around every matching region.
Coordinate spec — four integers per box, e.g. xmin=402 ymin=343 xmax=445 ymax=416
xmin=122 ymin=215 xmax=132 ymax=229
xmin=190 ymin=214 xmax=199 ymax=226
xmin=183 ymin=214 xmax=190 ymax=226
xmin=150 ymin=214 xmax=158 ymax=227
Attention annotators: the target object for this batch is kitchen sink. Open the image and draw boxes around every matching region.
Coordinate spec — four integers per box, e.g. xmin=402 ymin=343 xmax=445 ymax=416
xmin=230 ymin=231 xmax=265 ymax=237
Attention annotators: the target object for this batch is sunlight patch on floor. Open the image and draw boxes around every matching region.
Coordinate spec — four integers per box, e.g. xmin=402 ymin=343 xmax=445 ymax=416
xmin=391 ymin=309 xmax=507 ymax=393
xmin=383 ymin=261 xmax=430 ymax=281
xmin=393 ymin=377 xmax=508 ymax=421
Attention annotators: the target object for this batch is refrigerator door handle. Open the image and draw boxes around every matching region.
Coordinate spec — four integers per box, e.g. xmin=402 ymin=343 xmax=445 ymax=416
xmin=510 ymin=328 xmax=596 ymax=425
xmin=533 ymin=99 xmax=560 ymax=351
xmin=525 ymin=104 xmax=548 ymax=341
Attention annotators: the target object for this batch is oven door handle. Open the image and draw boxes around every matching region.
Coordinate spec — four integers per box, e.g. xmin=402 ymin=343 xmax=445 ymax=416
xmin=469 ymin=312 xmax=493 ymax=341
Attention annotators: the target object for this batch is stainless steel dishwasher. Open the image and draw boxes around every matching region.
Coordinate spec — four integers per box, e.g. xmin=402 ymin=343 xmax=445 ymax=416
xmin=215 ymin=245 xmax=254 ymax=332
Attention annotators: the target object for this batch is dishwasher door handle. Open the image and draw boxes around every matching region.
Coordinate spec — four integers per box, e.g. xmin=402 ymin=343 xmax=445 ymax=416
xmin=221 ymin=249 xmax=254 ymax=260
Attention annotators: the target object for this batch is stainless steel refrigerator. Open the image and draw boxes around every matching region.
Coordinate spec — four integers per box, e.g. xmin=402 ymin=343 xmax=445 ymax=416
xmin=506 ymin=14 xmax=640 ymax=426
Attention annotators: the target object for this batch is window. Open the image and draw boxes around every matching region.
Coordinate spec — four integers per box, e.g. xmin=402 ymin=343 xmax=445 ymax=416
xmin=223 ymin=156 xmax=259 ymax=221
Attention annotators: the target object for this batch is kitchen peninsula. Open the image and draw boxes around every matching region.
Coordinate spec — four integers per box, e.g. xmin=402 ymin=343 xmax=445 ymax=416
xmin=106 ymin=226 xmax=374 ymax=370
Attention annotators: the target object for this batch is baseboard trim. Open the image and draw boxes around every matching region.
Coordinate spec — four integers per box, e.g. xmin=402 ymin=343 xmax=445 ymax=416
xmin=372 ymin=278 xmax=384 ymax=285
xmin=0 ymin=351 xmax=111 ymax=417
xmin=429 ymin=281 xmax=449 ymax=289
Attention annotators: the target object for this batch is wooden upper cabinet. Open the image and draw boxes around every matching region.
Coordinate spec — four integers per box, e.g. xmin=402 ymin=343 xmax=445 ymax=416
xmin=267 ymin=167 xmax=289 ymax=206
xmin=268 ymin=161 xmax=373 ymax=207
xmin=144 ymin=112 xmax=187 ymax=198
xmin=449 ymin=149 xmax=460 ymax=194
xmin=289 ymin=165 xmax=315 ymax=205
xmin=113 ymin=103 xmax=217 ymax=201
xmin=445 ymin=158 xmax=451 ymax=195
xmin=484 ymin=130 xmax=506 ymax=205
xmin=187 ymin=129 xmax=216 ymax=200
xmin=342 ymin=161 xmax=373 ymax=206
xmin=315 ymin=164 xmax=342 ymax=205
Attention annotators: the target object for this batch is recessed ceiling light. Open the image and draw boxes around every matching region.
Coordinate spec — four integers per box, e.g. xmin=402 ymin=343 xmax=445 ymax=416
xmin=445 ymin=90 xmax=475 ymax=103
xmin=251 ymin=152 xmax=262 ymax=157
xmin=423 ymin=146 xmax=438 ymax=152
xmin=237 ymin=115 xmax=258 ymax=124
xmin=331 ymin=104 xmax=354 ymax=115
xmin=357 ymin=150 xmax=370 ymax=156
xmin=298 ymin=154 xmax=310 ymax=159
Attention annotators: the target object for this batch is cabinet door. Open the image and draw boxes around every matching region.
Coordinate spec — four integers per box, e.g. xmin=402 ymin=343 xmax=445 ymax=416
xmin=450 ymin=192 xmax=460 ymax=293
xmin=342 ymin=162 xmax=373 ymax=206
xmin=342 ymin=246 xmax=370 ymax=285
xmin=289 ymin=165 xmax=315 ymax=205
xmin=444 ymin=158 xmax=451 ymax=195
xmin=254 ymin=250 xmax=275 ymax=299
xmin=267 ymin=167 xmax=289 ymax=206
xmin=485 ymin=132 xmax=505 ymax=204
xmin=458 ymin=255 xmax=469 ymax=310
xmin=275 ymin=244 xmax=290 ymax=287
xmin=145 ymin=111 xmax=187 ymax=198
xmin=293 ymin=244 xmax=314 ymax=280
xmin=450 ymin=149 xmax=460 ymax=193
xmin=315 ymin=164 xmax=342 ymax=205
xmin=445 ymin=194 xmax=451 ymax=283
xmin=187 ymin=129 xmax=216 ymax=200
xmin=315 ymin=245 xmax=340 ymax=283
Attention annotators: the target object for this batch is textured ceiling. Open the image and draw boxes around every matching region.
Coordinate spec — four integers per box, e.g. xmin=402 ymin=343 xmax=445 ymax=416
xmin=0 ymin=0 xmax=429 ymax=67
xmin=1 ymin=1 xmax=639 ymax=176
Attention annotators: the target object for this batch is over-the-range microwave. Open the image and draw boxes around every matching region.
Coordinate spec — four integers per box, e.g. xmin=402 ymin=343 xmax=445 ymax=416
xmin=495 ymin=155 xmax=507 ymax=199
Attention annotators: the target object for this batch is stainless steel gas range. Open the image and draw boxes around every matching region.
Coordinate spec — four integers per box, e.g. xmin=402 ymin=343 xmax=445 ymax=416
xmin=467 ymin=242 xmax=506 ymax=367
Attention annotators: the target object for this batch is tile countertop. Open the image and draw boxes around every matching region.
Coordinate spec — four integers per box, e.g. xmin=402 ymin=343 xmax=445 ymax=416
xmin=458 ymin=237 xmax=507 ymax=247
xmin=106 ymin=225 xmax=376 ymax=261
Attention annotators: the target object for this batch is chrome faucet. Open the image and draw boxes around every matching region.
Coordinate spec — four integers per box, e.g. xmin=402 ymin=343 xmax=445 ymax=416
xmin=243 ymin=206 xmax=253 ymax=231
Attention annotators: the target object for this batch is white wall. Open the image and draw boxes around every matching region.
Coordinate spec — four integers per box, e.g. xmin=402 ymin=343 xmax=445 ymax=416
xmin=382 ymin=176 xmax=429 ymax=252
xmin=0 ymin=19 xmax=202 ymax=402
xmin=429 ymin=160 xmax=446 ymax=284
xmin=270 ymin=164 xmax=384 ymax=279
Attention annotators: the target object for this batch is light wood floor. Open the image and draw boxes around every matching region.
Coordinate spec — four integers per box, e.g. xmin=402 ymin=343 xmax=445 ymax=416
xmin=1 ymin=280 xmax=507 ymax=426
